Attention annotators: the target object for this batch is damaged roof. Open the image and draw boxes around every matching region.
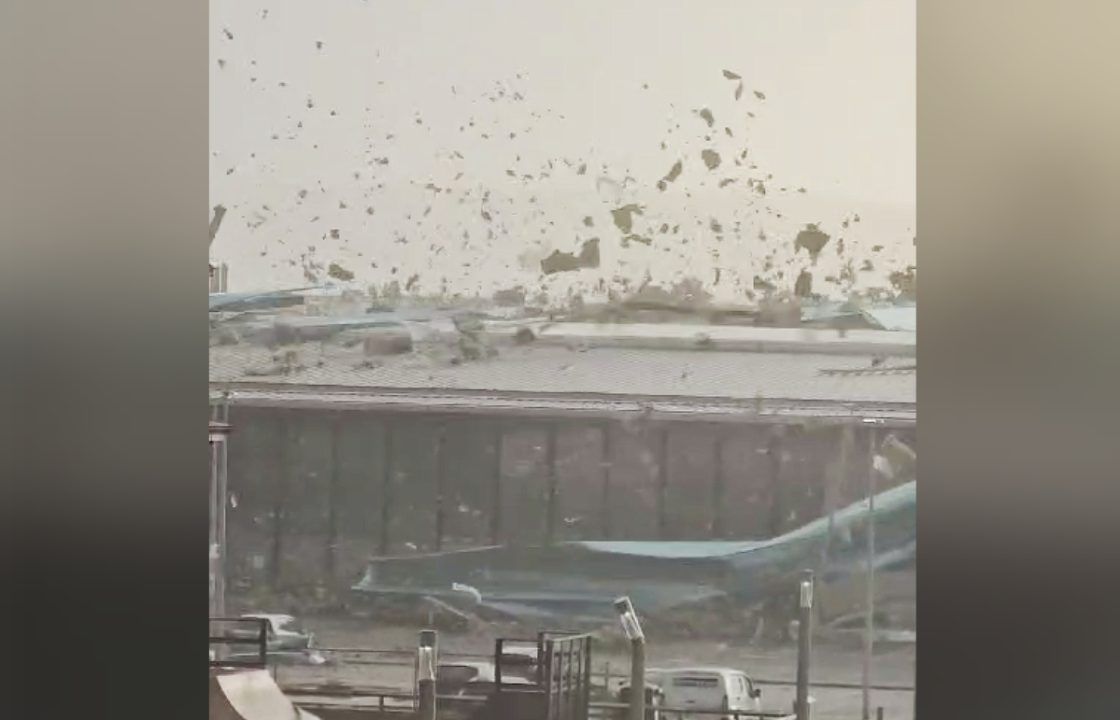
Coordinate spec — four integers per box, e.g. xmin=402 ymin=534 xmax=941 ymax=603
xmin=349 ymin=481 xmax=916 ymax=621
xmin=210 ymin=326 xmax=915 ymax=422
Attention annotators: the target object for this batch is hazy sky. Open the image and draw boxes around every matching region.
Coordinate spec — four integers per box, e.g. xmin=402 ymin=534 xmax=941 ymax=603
xmin=210 ymin=0 xmax=915 ymax=300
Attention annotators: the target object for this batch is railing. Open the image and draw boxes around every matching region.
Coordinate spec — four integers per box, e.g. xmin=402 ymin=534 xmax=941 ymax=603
xmin=209 ymin=616 xmax=269 ymax=668
xmin=284 ymin=687 xmax=795 ymax=720
xmin=540 ymin=632 xmax=593 ymax=720
xmin=588 ymin=703 xmax=794 ymax=720
xmin=285 ymin=649 xmax=915 ymax=693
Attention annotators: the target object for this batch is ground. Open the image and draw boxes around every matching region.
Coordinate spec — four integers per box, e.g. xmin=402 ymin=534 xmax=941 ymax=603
xmin=267 ymin=617 xmax=915 ymax=720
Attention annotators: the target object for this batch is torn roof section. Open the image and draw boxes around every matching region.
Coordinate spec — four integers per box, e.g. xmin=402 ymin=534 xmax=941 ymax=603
xmin=350 ymin=481 xmax=915 ymax=621
xmin=210 ymin=320 xmax=914 ymax=424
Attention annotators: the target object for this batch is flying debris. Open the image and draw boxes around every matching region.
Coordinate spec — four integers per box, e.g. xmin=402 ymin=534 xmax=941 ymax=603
xmin=328 ymin=262 xmax=354 ymax=281
xmin=540 ymin=238 xmax=601 ymax=274
xmin=610 ymin=204 xmax=644 ymax=233
xmin=794 ymin=224 xmax=831 ymax=261
xmin=657 ymin=160 xmax=683 ymax=191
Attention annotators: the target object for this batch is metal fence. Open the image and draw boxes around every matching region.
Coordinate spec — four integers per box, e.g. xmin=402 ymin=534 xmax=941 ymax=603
xmin=538 ymin=632 xmax=593 ymax=720
xmin=209 ymin=616 xmax=269 ymax=668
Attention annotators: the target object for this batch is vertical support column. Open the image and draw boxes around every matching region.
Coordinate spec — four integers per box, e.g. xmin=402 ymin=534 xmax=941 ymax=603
xmin=758 ymin=427 xmax=786 ymax=642
xmin=796 ymin=569 xmax=815 ymax=720
xmin=600 ymin=422 xmax=613 ymax=539
xmin=544 ymin=422 xmax=559 ymax=545
xmin=209 ymin=420 xmax=230 ymax=618
xmin=765 ymin=429 xmax=785 ymax=537
xmin=269 ymin=413 xmax=290 ymax=589
xmin=434 ymin=422 xmax=447 ymax=551
xmin=326 ymin=414 xmax=341 ymax=582
xmin=379 ymin=419 xmax=395 ymax=557
xmin=862 ymin=428 xmax=879 ymax=720
xmin=417 ymin=630 xmax=438 ymax=720
xmin=655 ymin=426 xmax=669 ymax=539
xmin=821 ymin=424 xmax=853 ymax=570
xmin=490 ymin=423 xmax=504 ymax=545
xmin=209 ymin=433 xmax=218 ymax=614
xmin=582 ymin=637 xmax=592 ymax=720
xmin=615 ymin=597 xmax=646 ymax=720
xmin=711 ymin=432 xmax=726 ymax=539
xmin=565 ymin=641 xmax=575 ymax=720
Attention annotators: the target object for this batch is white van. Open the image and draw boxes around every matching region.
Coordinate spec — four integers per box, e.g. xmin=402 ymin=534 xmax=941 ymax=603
xmin=645 ymin=667 xmax=762 ymax=720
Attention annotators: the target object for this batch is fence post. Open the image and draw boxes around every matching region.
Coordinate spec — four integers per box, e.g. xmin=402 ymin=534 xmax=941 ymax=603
xmin=796 ymin=569 xmax=814 ymax=720
xmin=418 ymin=630 xmax=438 ymax=720
xmin=630 ymin=640 xmax=645 ymax=720
xmin=614 ymin=597 xmax=646 ymax=720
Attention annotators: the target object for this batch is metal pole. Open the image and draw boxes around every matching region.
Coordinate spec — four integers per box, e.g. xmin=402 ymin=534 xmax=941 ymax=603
xmin=629 ymin=639 xmax=646 ymax=720
xmin=795 ymin=569 xmax=814 ymax=720
xmin=913 ymin=651 xmax=917 ymax=720
xmin=209 ymin=415 xmax=231 ymax=618
xmin=417 ymin=630 xmax=438 ymax=720
xmin=616 ymin=597 xmax=647 ymax=720
xmin=209 ymin=433 xmax=219 ymax=616
xmin=863 ymin=430 xmax=878 ymax=720
xmin=216 ymin=432 xmax=227 ymax=617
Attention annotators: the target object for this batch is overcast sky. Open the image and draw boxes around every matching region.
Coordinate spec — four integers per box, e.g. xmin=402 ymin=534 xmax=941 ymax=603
xmin=210 ymin=0 xmax=914 ymax=301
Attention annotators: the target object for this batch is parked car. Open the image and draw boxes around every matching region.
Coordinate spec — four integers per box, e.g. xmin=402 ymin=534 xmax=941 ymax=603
xmin=222 ymin=613 xmax=328 ymax=666
xmin=236 ymin=613 xmax=315 ymax=650
xmin=643 ymin=667 xmax=762 ymax=720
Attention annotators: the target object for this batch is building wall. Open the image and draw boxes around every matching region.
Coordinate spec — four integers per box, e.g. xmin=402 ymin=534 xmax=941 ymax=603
xmin=225 ymin=405 xmax=915 ymax=592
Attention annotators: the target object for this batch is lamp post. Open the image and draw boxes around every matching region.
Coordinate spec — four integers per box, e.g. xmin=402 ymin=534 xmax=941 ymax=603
xmin=209 ymin=414 xmax=231 ymax=618
xmin=860 ymin=419 xmax=884 ymax=720
xmin=417 ymin=630 xmax=438 ymax=720
xmin=614 ymin=596 xmax=646 ymax=720
xmin=795 ymin=570 xmax=814 ymax=720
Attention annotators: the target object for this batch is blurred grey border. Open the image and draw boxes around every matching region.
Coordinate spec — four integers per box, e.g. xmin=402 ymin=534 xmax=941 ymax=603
xmin=1 ymin=0 xmax=207 ymax=716
xmin=919 ymin=0 xmax=1120 ymax=716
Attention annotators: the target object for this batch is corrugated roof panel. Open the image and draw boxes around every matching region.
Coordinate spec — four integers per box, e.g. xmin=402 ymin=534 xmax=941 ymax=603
xmin=861 ymin=306 xmax=917 ymax=332
xmin=210 ymin=343 xmax=915 ymax=405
